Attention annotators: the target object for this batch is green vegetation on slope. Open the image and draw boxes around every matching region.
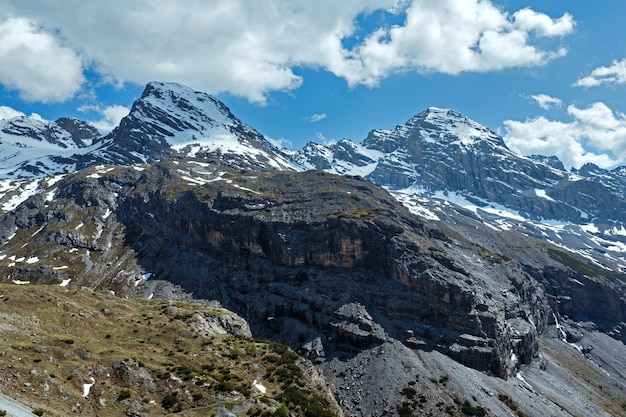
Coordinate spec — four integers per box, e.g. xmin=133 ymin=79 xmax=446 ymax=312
xmin=546 ymin=247 xmax=626 ymax=282
xmin=0 ymin=284 xmax=337 ymax=417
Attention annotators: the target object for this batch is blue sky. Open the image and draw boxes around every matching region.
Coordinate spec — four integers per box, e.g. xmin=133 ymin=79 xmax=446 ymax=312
xmin=1 ymin=1 xmax=626 ymax=170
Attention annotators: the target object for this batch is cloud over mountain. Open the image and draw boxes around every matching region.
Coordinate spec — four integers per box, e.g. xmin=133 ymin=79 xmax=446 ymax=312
xmin=504 ymin=102 xmax=626 ymax=169
xmin=0 ymin=17 xmax=84 ymax=102
xmin=2 ymin=1 xmax=574 ymax=103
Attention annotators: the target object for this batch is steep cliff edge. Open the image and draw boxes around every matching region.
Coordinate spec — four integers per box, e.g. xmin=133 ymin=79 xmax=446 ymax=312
xmin=1 ymin=158 xmax=620 ymax=379
xmin=0 ymin=159 xmax=625 ymax=415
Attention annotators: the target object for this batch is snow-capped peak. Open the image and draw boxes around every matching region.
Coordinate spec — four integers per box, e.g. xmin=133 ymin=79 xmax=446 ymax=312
xmin=0 ymin=115 xmax=101 ymax=178
xmin=412 ymin=107 xmax=506 ymax=148
xmin=130 ymin=81 xmax=240 ymax=145
xmin=100 ymin=81 xmax=300 ymax=171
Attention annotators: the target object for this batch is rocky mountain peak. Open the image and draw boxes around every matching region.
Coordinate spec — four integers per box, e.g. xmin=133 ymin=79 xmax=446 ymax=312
xmin=98 ymin=81 xmax=298 ymax=171
xmin=54 ymin=117 xmax=101 ymax=147
xmin=0 ymin=115 xmax=103 ymax=178
xmin=528 ymin=154 xmax=566 ymax=171
xmin=408 ymin=107 xmax=507 ymax=148
xmin=361 ymin=107 xmax=507 ymax=156
xmin=0 ymin=115 xmax=86 ymax=149
xmin=131 ymin=81 xmax=238 ymax=140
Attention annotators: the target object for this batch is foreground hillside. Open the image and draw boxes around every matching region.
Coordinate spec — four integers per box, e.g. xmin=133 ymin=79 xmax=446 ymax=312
xmin=0 ymin=283 xmax=339 ymax=417
xmin=0 ymin=159 xmax=625 ymax=416
xmin=0 ymin=286 xmax=625 ymax=416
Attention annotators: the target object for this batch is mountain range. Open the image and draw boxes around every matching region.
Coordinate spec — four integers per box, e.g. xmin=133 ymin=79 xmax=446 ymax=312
xmin=0 ymin=82 xmax=625 ymax=416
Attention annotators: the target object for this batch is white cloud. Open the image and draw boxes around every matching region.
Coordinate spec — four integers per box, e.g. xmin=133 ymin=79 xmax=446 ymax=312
xmin=315 ymin=131 xmax=337 ymax=146
xmin=3 ymin=1 xmax=574 ymax=103
xmin=0 ymin=106 xmax=45 ymax=121
xmin=574 ymin=59 xmax=626 ymax=88
xmin=531 ymin=94 xmax=562 ymax=110
xmin=266 ymin=136 xmax=293 ymax=149
xmin=335 ymin=0 xmax=574 ymax=86
xmin=503 ymin=102 xmax=626 ymax=170
xmin=512 ymin=8 xmax=574 ymax=37
xmin=0 ymin=106 xmax=25 ymax=120
xmin=305 ymin=113 xmax=327 ymax=123
xmin=82 ymin=105 xmax=130 ymax=133
xmin=0 ymin=17 xmax=84 ymax=102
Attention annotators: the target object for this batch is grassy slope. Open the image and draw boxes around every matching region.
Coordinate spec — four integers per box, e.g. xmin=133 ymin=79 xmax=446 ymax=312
xmin=0 ymin=284 xmax=336 ymax=417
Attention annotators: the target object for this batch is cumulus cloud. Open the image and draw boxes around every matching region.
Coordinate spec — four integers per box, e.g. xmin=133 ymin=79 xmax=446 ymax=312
xmin=574 ymin=59 xmax=626 ymax=88
xmin=0 ymin=17 xmax=84 ymax=102
xmin=315 ymin=131 xmax=337 ymax=146
xmin=0 ymin=106 xmax=45 ymax=121
xmin=531 ymin=94 xmax=562 ymax=110
xmin=3 ymin=1 xmax=574 ymax=103
xmin=305 ymin=113 xmax=327 ymax=123
xmin=80 ymin=104 xmax=130 ymax=133
xmin=266 ymin=136 xmax=293 ymax=149
xmin=0 ymin=106 xmax=25 ymax=120
xmin=512 ymin=8 xmax=574 ymax=37
xmin=503 ymin=102 xmax=626 ymax=170
xmin=336 ymin=0 xmax=574 ymax=86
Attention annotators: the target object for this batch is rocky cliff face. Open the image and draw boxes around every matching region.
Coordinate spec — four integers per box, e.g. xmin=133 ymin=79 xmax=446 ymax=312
xmin=1 ymin=159 xmax=624 ymax=383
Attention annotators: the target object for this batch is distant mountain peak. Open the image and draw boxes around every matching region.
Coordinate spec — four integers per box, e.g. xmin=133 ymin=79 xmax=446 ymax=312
xmin=408 ymin=107 xmax=507 ymax=148
xmin=0 ymin=81 xmax=301 ymax=178
xmin=0 ymin=115 xmax=101 ymax=178
xmin=96 ymin=81 xmax=299 ymax=171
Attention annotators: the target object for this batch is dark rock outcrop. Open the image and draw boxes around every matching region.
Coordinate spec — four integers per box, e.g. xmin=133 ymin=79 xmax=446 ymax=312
xmin=0 ymin=160 xmax=568 ymax=378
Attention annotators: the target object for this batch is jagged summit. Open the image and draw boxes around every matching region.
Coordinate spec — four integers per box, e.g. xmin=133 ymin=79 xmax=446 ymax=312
xmin=0 ymin=82 xmax=300 ymax=178
xmin=121 ymin=81 xmax=249 ymax=148
xmin=415 ymin=107 xmax=507 ymax=147
xmin=95 ymin=81 xmax=299 ymax=170
xmin=363 ymin=107 xmax=507 ymax=153
xmin=0 ymin=116 xmax=100 ymax=177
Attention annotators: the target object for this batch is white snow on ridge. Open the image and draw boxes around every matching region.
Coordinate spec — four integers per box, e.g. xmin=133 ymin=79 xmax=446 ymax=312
xmin=422 ymin=107 xmax=501 ymax=147
xmin=1 ymin=179 xmax=41 ymax=211
xmin=606 ymin=225 xmax=626 ymax=236
xmin=187 ymin=160 xmax=210 ymax=167
xmin=390 ymin=190 xmax=440 ymax=221
xmin=534 ymin=189 xmax=555 ymax=201
xmin=252 ymin=379 xmax=267 ymax=394
xmin=580 ymin=223 xmax=599 ymax=234
xmin=232 ymin=184 xmax=261 ymax=194
xmin=45 ymin=174 xmax=66 ymax=187
xmin=83 ymin=377 xmax=96 ymax=397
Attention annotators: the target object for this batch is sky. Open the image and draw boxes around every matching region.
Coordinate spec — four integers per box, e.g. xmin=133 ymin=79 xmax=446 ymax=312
xmin=1 ymin=1 xmax=626 ymax=170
